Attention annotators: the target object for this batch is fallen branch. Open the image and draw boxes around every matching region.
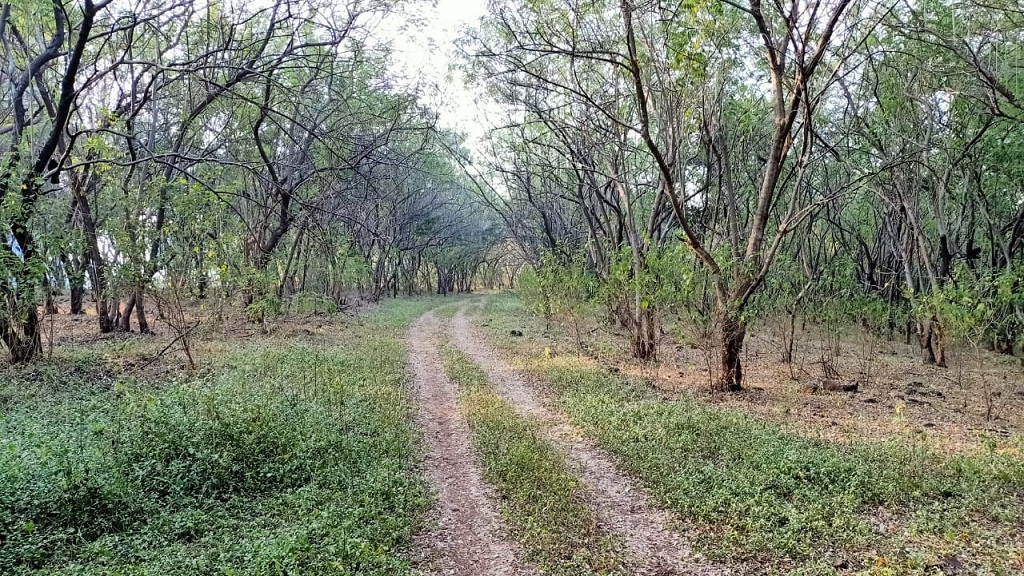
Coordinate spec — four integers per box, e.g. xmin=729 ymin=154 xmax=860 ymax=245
xmin=136 ymin=320 xmax=202 ymax=372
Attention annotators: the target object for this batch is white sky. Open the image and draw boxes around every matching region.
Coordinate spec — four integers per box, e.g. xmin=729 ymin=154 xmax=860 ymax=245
xmin=380 ymin=0 xmax=498 ymax=160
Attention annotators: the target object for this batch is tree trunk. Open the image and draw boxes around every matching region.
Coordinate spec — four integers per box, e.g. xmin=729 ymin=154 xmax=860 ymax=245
xmin=135 ymin=289 xmax=150 ymax=334
xmin=3 ymin=309 xmax=42 ymax=364
xmin=70 ymin=286 xmax=85 ymax=314
xmin=630 ymin=305 xmax=657 ymax=360
xmin=436 ymin=264 xmax=448 ymax=296
xmin=193 ymin=248 xmax=208 ymax=300
xmin=918 ymin=317 xmax=938 ymax=365
xmin=97 ymin=297 xmax=118 ymax=333
xmin=782 ymin=309 xmax=797 ymax=364
xmin=930 ymin=317 xmax=946 ymax=367
xmin=196 ymin=271 xmax=208 ymax=300
xmin=718 ymin=313 xmax=746 ymax=391
xmin=43 ymin=275 xmax=58 ymax=315
xmin=118 ymin=293 xmax=136 ymax=332
xmin=1 ymin=0 xmax=100 ymax=363
xmin=65 ymin=253 xmax=87 ymax=314
xmin=73 ymin=181 xmax=118 ymax=333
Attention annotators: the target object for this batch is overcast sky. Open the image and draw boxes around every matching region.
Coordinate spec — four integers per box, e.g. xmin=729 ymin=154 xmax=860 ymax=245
xmin=380 ymin=0 xmax=498 ymax=158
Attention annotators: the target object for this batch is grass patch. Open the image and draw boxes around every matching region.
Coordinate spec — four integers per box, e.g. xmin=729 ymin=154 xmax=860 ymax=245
xmin=431 ymin=300 xmax=463 ymax=320
xmin=480 ymin=295 xmax=1024 ymax=575
xmin=0 ymin=298 xmax=440 ymax=575
xmin=440 ymin=342 xmax=625 ymax=575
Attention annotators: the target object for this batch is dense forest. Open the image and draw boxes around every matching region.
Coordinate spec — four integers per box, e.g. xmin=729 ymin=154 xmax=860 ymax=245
xmin=468 ymin=0 xmax=1024 ymax=391
xmin=1 ymin=0 xmax=1023 ymax=574
xmin=1 ymin=0 xmax=506 ymax=363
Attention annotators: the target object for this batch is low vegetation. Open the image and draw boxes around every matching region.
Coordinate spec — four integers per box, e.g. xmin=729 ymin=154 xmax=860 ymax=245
xmin=0 ymin=301 xmax=436 ymax=575
xmin=440 ymin=342 xmax=624 ymax=575
xmin=481 ymin=295 xmax=1024 ymax=575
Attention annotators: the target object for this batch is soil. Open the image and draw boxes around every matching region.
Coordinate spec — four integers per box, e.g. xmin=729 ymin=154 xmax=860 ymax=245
xmin=653 ymin=325 xmax=1024 ymax=455
xmin=450 ymin=306 xmax=728 ymax=576
xmin=525 ymin=316 xmax=1024 ymax=456
xmin=407 ymin=311 xmax=536 ymax=576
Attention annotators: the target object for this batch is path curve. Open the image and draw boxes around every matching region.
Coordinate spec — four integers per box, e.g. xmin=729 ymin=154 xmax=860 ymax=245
xmin=451 ymin=305 xmax=728 ymax=576
xmin=408 ymin=311 xmax=535 ymax=576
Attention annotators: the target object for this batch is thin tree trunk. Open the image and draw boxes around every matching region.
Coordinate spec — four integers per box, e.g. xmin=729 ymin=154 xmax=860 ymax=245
xmin=930 ymin=317 xmax=946 ymax=367
xmin=135 ymin=289 xmax=150 ymax=334
xmin=918 ymin=317 xmax=937 ymax=365
xmin=43 ymin=275 xmax=58 ymax=315
xmin=70 ymin=286 xmax=84 ymax=314
xmin=118 ymin=293 xmax=136 ymax=332
xmin=631 ymin=305 xmax=657 ymax=360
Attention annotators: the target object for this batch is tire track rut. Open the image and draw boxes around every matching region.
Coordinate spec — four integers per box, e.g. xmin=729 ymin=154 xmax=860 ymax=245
xmin=450 ymin=306 xmax=728 ymax=576
xmin=408 ymin=311 xmax=536 ymax=576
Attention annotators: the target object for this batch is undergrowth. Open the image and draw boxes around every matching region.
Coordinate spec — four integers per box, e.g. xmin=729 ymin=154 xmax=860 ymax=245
xmin=0 ymin=299 xmax=437 ymax=575
xmin=480 ymin=295 xmax=1024 ymax=575
xmin=440 ymin=342 xmax=624 ymax=575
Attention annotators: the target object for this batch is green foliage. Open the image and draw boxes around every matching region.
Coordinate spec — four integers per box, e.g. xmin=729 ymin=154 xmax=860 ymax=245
xmin=0 ymin=302 xmax=434 ymax=575
xmin=285 ymin=292 xmax=339 ymax=315
xmin=441 ymin=343 xmax=625 ymax=575
xmin=917 ymin=264 xmax=1024 ymax=351
xmin=481 ymin=295 xmax=1024 ymax=571
xmin=1 ymin=177 xmax=52 ymax=353
xmin=517 ymin=252 xmax=599 ymax=326
xmin=753 ymin=251 xmax=913 ymax=342
xmin=245 ymin=294 xmax=283 ymax=323
xmin=640 ymin=243 xmax=721 ymax=339
xmin=0 ymin=248 xmax=45 ymax=328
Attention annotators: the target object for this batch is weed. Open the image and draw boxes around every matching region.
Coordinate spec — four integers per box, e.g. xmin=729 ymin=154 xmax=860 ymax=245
xmin=0 ymin=299 xmax=439 ymax=575
xmin=479 ymin=295 xmax=1024 ymax=573
xmin=441 ymin=343 xmax=625 ymax=575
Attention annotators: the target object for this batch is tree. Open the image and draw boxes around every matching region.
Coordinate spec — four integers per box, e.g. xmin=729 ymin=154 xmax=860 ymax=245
xmin=1 ymin=0 xmax=110 ymax=361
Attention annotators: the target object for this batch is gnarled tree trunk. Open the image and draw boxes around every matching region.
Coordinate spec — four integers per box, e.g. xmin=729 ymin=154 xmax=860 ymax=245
xmin=718 ymin=313 xmax=746 ymax=392
xmin=2 ymin=309 xmax=42 ymax=363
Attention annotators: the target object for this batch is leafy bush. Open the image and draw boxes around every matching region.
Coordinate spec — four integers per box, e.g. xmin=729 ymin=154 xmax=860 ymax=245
xmin=245 ymin=294 xmax=283 ymax=323
xmin=517 ymin=252 xmax=599 ymax=326
xmin=0 ymin=306 xmax=430 ymax=575
xmin=286 ymin=292 xmax=339 ymax=315
xmin=919 ymin=263 xmax=1024 ymax=353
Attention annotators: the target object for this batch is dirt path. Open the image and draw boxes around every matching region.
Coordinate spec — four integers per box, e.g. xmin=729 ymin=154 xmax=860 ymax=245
xmin=408 ymin=312 xmax=536 ymax=576
xmin=450 ymin=306 xmax=727 ymax=576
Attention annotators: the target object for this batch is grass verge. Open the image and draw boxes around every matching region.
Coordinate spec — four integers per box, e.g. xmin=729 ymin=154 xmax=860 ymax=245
xmin=440 ymin=341 xmax=625 ymax=575
xmin=480 ymin=295 xmax=1024 ymax=576
xmin=0 ymin=298 xmax=440 ymax=575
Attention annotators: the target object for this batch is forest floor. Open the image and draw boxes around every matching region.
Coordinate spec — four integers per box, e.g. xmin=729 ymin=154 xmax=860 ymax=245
xmin=1 ymin=294 xmax=1022 ymax=575
xmin=508 ymin=304 xmax=1024 ymax=457
xmin=473 ymin=295 xmax=1023 ymax=575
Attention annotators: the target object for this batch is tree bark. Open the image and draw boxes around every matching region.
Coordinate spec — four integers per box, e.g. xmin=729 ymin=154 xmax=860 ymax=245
xmin=630 ymin=305 xmax=657 ymax=361
xmin=2 ymin=310 xmax=41 ymax=363
xmin=70 ymin=287 xmax=84 ymax=315
xmin=118 ymin=293 xmax=136 ymax=332
xmin=918 ymin=317 xmax=938 ymax=365
xmin=135 ymin=289 xmax=150 ymax=334
xmin=719 ymin=313 xmax=746 ymax=392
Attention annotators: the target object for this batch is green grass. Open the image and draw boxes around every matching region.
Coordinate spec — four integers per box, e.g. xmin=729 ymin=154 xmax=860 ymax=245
xmin=0 ymin=298 xmax=441 ymax=575
xmin=479 ymin=295 xmax=1024 ymax=575
xmin=431 ymin=300 xmax=463 ymax=320
xmin=440 ymin=342 xmax=625 ymax=575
